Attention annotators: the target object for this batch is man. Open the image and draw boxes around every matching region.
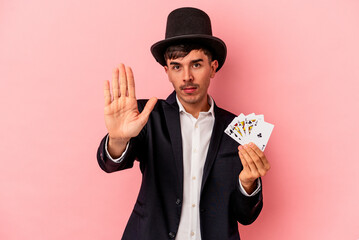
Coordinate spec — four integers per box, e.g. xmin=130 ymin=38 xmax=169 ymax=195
xmin=97 ymin=7 xmax=270 ymax=240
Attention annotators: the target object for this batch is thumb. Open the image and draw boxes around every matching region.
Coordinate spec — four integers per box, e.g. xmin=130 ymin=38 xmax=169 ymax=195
xmin=138 ymin=97 xmax=158 ymax=125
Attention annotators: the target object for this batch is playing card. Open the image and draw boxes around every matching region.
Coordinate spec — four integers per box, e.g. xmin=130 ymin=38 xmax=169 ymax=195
xmin=224 ymin=127 xmax=243 ymax=144
xmin=225 ymin=120 xmax=245 ymax=144
xmin=244 ymin=114 xmax=263 ymax=136
xmin=249 ymin=121 xmax=274 ymax=151
xmin=224 ymin=113 xmax=274 ymax=151
xmin=233 ymin=114 xmax=246 ymax=138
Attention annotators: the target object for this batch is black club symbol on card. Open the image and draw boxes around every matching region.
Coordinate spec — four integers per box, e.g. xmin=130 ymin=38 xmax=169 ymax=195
xmin=257 ymin=133 xmax=262 ymax=138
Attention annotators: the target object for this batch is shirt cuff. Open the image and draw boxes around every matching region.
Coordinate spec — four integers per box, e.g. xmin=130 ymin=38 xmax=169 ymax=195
xmin=105 ymin=135 xmax=129 ymax=163
xmin=238 ymin=178 xmax=261 ymax=197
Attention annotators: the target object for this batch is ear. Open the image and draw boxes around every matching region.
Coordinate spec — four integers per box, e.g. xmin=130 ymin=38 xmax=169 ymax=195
xmin=164 ymin=66 xmax=173 ymax=83
xmin=210 ymin=60 xmax=219 ymax=78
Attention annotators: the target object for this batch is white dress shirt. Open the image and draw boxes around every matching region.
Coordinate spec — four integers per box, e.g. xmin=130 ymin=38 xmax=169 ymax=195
xmin=105 ymin=95 xmax=261 ymax=240
xmin=175 ymin=96 xmax=215 ymax=240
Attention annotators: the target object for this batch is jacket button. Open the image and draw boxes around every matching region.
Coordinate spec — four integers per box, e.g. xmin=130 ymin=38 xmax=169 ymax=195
xmin=175 ymin=199 xmax=181 ymax=205
xmin=168 ymin=232 xmax=176 ymax=238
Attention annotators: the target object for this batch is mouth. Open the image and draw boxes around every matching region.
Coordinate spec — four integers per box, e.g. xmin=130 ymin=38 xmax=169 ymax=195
xmin=181 ymin=84 xmax=199 ymax=94
xmin=183 ymin=87 xmax=197 ymax=94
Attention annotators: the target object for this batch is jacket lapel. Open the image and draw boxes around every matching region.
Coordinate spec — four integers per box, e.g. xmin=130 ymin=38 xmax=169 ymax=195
xmin=164 ymin=91 xmax=184 ymax=197
xmin=201 ymin=103 xmax=226 ymax=194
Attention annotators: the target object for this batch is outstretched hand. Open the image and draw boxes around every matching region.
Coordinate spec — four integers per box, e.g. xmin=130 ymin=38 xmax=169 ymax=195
xmin=104 ymin=63 xmax=157 ymax=157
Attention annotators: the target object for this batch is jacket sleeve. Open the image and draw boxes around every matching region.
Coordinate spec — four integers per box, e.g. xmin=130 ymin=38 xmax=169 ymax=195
xmin=96 ymin=134 xmax=139 ymax=173
xmin=231 ymin=178 xmax=263 ymax=225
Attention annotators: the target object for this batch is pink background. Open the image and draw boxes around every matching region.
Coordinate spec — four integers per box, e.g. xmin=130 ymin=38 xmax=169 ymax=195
xmin=1 ymin=0 xmax=359 ymax=239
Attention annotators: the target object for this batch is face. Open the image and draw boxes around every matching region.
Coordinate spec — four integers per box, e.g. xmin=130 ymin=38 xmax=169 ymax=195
xmin=164 ymin=49 xmax=218 ymax=109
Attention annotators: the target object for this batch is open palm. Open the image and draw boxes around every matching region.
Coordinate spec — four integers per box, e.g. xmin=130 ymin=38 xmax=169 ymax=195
xmin=104 ymin=64 xmax=157 ymax=142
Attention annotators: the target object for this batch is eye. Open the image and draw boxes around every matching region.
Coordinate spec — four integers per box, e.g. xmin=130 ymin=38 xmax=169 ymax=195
xmin=172 ymin=65 xmax=180 ymax=70
xmin=193 ymin=63 xmax=201 ymax=68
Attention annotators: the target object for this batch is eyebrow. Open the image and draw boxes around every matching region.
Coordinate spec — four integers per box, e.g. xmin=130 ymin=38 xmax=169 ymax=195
xmin=191 ymin=59 xmax=204 ymax=64
xmin=169 ymin=58 xmax=204 ymax=65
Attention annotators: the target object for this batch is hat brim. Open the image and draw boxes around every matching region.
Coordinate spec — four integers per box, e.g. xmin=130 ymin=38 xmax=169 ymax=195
xmin=150 ymin=34 xmax=227 ymax=72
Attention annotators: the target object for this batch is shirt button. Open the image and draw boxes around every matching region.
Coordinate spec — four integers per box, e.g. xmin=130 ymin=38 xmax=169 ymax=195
xmin=193 ymin=149 xmax=196 ymax=153
xmin=168 ymin=232 xmax=176 ymax=238
xmin=192 ymin=176 xmax=196 ymax=180
xmin=192 ymin=204 xmax=196 ymax=208
xmin=191 ymin=231 xmax=195 ymax=236
xmin=195 ymin=124 xmax=198 ymax=128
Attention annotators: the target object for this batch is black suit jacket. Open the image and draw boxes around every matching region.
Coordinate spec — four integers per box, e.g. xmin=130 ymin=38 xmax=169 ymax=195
xmin=97 ymin=92 xmax=263 ymax=240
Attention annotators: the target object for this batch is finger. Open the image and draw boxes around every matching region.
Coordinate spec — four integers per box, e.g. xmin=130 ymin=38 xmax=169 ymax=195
xmin=112 ymin=68 xmax=119 ymax=99
xmin=126 ymin=66 xmax=136 ymax=98
xmin=244 ymin=144 xmax=267 ymax=176
xmin=238 ymin=148 xmax=250 ymax=171
xmin=239 ymin=145 xmax=260 ymax=178
xmin=104 ymin=80 xmax=111 ymax=106
xmin=249 ymin=142 xmax=271 ymax=171
xmin=119 ymin=63 xmax=127 ymax=97
xmin=238 ymin=145 xmax=256 ymax=173
xmin=138 ymin=97 xmax=158 ymax=125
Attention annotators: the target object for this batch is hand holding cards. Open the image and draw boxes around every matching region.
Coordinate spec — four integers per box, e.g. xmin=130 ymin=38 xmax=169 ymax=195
xmin=225 ymin=113 xmax=274 ymax=151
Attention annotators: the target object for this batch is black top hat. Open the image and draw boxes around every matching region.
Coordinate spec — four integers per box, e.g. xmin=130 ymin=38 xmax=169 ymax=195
xmin=150 ymin=7 xmax=227 ymax=71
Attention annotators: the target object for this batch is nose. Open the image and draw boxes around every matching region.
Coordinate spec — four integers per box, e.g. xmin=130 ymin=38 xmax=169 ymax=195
xmin=183 ymin=67 xmax=193 ymax=82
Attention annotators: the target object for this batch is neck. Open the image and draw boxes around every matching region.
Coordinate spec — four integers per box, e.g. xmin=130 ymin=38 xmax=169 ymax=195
xmin=179 ymin=96 xmax=210 ymax=119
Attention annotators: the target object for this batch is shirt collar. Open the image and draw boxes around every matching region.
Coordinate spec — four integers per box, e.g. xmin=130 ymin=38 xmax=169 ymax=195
xmin=176 ymin=94 xmax=215 ymax=116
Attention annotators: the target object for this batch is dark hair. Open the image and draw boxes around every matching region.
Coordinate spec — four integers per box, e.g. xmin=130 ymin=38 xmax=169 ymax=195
xmin=164 ymin=43 xmax=213 ymax=64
